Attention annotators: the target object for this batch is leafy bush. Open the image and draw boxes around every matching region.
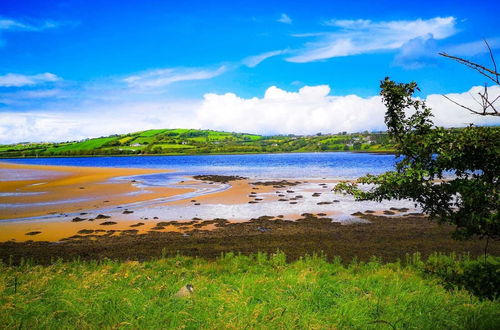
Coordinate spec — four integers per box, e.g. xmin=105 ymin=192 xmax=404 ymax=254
xmin=419 ymin=254 xmax=500 ymax=300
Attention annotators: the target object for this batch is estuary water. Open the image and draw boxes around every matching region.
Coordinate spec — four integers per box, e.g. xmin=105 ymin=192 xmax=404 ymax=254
xmin=0 ymin=152 xmax=397 ymax=181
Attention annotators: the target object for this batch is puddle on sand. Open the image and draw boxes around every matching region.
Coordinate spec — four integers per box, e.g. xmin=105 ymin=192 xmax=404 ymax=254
xmin=0 ymin=192 xmax=46 ymax=197
xmin=0 ymin=168 xmax=64 ymax=182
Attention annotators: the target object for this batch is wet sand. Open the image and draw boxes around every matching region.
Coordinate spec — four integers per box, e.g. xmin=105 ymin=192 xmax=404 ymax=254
xmin=0 ymin=163 xmax=190 ymax=218
xmin=1 ymin=164 xmax=348 ymax=242
xmin=0 ymin=163 xmax=198 ymax=240
xmin=0 ymin=163 xmax=422 ymax=243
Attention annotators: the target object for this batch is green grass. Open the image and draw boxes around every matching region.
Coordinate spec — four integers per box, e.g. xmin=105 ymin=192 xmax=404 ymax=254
xmin=130 ymin=136 xmax=156 ymax=144
xmin=155 ymin=143 xmax=196 ymax=149
xmin=118 ymin=136 xmax=134 ymax=144
xmin=46 ymin=137 xmax=117 ymax=152
xmin=138 ymin=129 xmax=168 ymax=137
xmin=0 ymin=253 xmax=498 ymax=329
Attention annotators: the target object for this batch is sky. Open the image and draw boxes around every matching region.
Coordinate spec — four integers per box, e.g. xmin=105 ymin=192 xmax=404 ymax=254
xmin=0 ymin=0 xmax=499 ymax=143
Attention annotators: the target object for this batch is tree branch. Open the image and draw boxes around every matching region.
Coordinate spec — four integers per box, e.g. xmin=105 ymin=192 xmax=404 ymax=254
xmin=439 ymin=52 xmax=499 ymax=84
xmin=440 ymin=40 xmax=500 ymax=116
xmin=485 ymin=39 xmax=498 ymax=82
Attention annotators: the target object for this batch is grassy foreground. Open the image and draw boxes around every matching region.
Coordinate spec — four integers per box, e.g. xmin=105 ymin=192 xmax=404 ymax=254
xmin=0 ymin=253 xmax=499 ymax=329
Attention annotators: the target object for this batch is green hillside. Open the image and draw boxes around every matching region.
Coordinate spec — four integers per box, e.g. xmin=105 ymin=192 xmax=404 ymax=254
xmin=0 ymin=129 xmax=394 ymax=157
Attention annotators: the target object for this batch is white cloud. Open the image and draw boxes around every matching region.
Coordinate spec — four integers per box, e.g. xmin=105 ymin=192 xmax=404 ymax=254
xmin=443 ymin=38 xmax=500 ymax=57
xmin=1 ymin=84 xmax=499 ymax=144
xmin=197 ymin=85 xmax=386 ymax=134
xmin=0 ymin=100 xmax=200 ymax=144
xmin=243 ymin=50 xmax=286 ymax=67
xmin=427 ymin=85 xmax=500 ymax=127
xmin=0 ymin=17 xmax=61 ymax=47
xmin=0 ymin=18 xmax=60 ymax=31
xmin=0 ymin=19 xmax=31 ymax=30
xmin=123 ymin=66 xmax=227 ymax=89
xmin=0 ymin=73 xmax=61 ymax=87
xmin=287 ymin=16 xmax=457 ymax=63
xmin=0 ymin=89 xmax=66 ymax=106
xmin=194 ymin=85 xmax=500 ymax=134
xmin=277 ymin=13 xmax=292 ymax=24
xmin=0 ymin=113 xmax=81 ymax=143
xmin=394 ymin=37 xmax=500 ymax=69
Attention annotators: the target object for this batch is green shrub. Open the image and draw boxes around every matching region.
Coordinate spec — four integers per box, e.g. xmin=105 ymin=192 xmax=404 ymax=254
xmin=421 ymin=254 xmax=500 ymax=300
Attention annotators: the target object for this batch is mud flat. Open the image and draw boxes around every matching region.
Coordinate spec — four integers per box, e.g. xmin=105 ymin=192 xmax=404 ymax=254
xmin=1 ymin=213 xmax=498 ymax=265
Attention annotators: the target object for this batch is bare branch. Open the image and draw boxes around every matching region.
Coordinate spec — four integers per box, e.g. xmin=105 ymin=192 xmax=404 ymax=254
xmin=482 ymin=95 xmax=499 ymax=115
xmin=439 ymin=40 xmax=500 ymax=116
xmin=491 ymin=94 xmax=500 ymax=105
xmin=442 ymin=93 xmax=499 ymax=116
xmin=485 ymin=39 xmax=498 ymax=82
xmin=469 ymin=92 xmax=482 ymax=107
xmin=439 ymin=52 xmax=500 ymax=84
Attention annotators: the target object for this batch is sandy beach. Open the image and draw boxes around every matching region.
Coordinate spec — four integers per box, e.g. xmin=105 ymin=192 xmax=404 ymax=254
xmin=1 ymin=163 xmax=347 ymax=241
xmin=0 ymin=163 xmax=197 ymax=241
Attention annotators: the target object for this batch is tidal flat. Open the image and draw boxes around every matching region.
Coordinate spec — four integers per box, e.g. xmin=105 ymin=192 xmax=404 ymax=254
xmin=0 ymin=155 xmax=497 ymax=263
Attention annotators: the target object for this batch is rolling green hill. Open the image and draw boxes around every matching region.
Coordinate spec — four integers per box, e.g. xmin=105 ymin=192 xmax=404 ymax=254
xmin=0 ymin=129 xmax=394 ymax=157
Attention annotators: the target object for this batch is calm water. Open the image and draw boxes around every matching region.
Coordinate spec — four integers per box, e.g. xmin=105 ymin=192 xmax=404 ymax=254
xmin=0 ymin=152 xmax=396 ymax=180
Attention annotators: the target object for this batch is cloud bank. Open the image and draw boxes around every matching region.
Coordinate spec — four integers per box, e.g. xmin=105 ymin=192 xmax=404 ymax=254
xmin=1 ymin=84 xmax=499 ymax=144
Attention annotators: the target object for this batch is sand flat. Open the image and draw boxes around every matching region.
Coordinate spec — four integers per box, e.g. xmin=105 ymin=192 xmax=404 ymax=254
xmin=0 ymin=163 xmax=277 ymax=241
xmin=0 ymin=162 xmax=422 ymax=242
xmin=0 ymin=162 xmax=193 ymax=220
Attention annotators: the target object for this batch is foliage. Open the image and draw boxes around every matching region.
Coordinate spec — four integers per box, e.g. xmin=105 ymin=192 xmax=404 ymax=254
xmin=421 ymin=253 xmax=500 ymax=300
xmin=335 ymin=78 xmax=500 ymax=240
xmin=1 ymin=253 xmax=499 ymax=329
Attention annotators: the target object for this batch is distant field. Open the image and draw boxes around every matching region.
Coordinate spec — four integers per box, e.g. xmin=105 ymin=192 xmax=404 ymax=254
xmin=0 ymin=128 xmax=395 ymax=157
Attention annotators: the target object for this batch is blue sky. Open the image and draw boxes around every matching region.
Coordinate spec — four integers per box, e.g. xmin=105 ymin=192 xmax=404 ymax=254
xmin=0 ymin=0 xmax=499 ymax=143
